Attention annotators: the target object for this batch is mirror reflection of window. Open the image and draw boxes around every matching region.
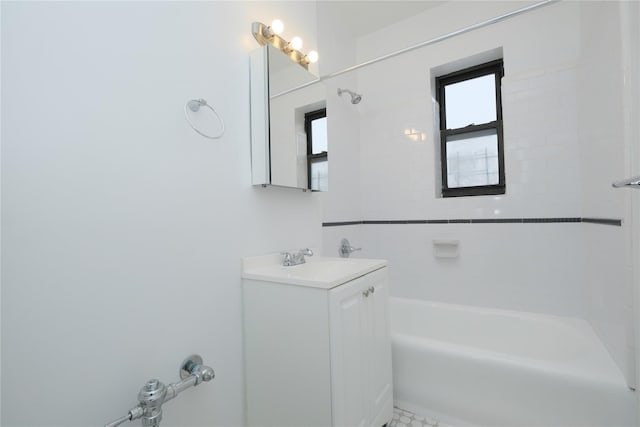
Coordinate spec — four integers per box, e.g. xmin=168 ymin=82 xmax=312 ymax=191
xmin=310 ymin=117 xmax=327 ymax=153
xmin=305 ymin=109 xmax=328 ymax=191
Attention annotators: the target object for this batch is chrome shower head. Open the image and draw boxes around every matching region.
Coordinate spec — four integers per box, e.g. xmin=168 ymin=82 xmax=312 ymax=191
xmin=337 ymin=88 xmax=362 ymax=104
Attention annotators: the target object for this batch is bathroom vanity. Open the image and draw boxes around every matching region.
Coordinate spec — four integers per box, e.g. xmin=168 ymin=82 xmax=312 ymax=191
xmin=242 ymin=254 xmax=393 ymax=427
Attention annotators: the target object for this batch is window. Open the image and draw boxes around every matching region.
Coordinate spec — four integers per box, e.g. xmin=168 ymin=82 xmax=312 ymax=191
xmin=436 ymin=59 xmax=505 ymax=197
xmin=305 ymin=108 xmax=328 ymax=191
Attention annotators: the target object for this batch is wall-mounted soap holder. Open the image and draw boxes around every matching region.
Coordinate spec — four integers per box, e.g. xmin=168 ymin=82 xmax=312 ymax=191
xmin=433 ymin=239 xmax=460 ymax=258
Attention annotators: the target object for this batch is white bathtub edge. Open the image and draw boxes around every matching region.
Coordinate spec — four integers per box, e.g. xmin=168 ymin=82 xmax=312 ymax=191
xmin=394 ymin=400 xmax=478 ymax=427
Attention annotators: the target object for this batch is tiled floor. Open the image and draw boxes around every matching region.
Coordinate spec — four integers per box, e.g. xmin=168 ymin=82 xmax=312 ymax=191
xmin=388 ymin=406 xmax=451 ymax=427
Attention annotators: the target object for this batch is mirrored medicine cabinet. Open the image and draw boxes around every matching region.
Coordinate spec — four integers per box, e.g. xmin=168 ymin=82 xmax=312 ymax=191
xmin=250 ymin=45 xmax=328 ymax=191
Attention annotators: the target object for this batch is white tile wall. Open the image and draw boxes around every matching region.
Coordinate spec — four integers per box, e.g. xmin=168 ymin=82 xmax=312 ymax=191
xmin=316 ymin=3 xmax=363 ymax=223
xmin=581 ymin=223 xmax=633 ymax=384
xmin=578 ymin=2 xmax=636 ymax=386
xmin=623 ymin=0 xmax=640 ymax=407
xmin=320 ymin=0 xmax=635 ymax=383
xmin=317 ymin=76 xmax=363 ymax=223
xmin=360 ymin=223 xmax=586 ymax=317
xmin=321 ymin=224 xmax=363 ymax=259
xmin=356 ymin=1 xmax=583 ymax=222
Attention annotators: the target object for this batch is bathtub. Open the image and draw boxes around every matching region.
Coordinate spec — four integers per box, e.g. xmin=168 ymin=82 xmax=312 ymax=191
xmin=390 ymin=297 xmax=636 ymax=426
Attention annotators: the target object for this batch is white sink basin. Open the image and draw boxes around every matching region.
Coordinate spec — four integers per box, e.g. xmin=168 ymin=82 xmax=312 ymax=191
xmin=242 ymin=253 xmax=387 ymax=289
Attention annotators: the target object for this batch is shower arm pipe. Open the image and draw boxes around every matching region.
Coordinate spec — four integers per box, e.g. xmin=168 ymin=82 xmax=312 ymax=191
xmin=270 ymin=0 xmax=559 ymax=100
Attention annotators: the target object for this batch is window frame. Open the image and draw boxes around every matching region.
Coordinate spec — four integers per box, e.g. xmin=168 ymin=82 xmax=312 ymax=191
xmin=304 ymin=108 xmax=327 ymax=191
xmin=436 ymin=59 xmax=505 ymax=197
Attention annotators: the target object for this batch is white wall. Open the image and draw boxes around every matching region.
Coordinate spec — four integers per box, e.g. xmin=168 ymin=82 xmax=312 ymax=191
xmin=1 ymin=2 xmax=322 ymax=426
xmin=320 ymin=1 xmax=635 ymax=382
xmin=323 ymin=1 xmax=587 ymax=314
xmin=355 ymin=0 xmax=582 ymax=221
xmin=630 ymin=0 xmax=640 ymax=416
xmin=625 ymin=0 xmax=640 ymax=414
xmin=617 ymin=0 xmax=640 ymax=401
xmin=358 ymin=223 xmax=585 ymax=315
xmin=0 ymin=2 xmax=3 ymax=421
xmin=578 ymin=1 xmax=635 ymax=388
xmin=316 ymin=2 xmax=362 ymax=231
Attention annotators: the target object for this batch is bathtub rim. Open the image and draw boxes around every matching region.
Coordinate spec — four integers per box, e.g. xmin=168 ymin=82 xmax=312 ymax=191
xmin=389 ymin=296 xmax=630 ymax=388
xmin=391 ymin=296 xmax=592 ymax=324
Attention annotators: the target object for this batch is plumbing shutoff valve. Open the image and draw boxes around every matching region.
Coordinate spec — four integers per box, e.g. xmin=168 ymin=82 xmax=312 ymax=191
xmin=339 ymin=238 xmax=362 ymax=258
xmin=104 ymin=354 xmax=215 ymax=427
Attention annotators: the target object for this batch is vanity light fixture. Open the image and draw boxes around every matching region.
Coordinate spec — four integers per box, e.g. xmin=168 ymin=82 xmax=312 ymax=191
xmin=251 ymin=20 xmax=318 ymax=69
xmin=289 ymin=36 xmax=303 ymax=51
xmin=270 ymin=19 xmax=284 ymax=35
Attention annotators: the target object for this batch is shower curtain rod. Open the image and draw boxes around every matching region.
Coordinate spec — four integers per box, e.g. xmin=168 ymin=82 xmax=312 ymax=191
xmin=271 ymin=0 xmax=559 ymax=99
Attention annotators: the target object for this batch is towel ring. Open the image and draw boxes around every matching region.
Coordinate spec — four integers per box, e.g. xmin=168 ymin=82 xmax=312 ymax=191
xmin=184 ymin=98 xmax=225 ymax=139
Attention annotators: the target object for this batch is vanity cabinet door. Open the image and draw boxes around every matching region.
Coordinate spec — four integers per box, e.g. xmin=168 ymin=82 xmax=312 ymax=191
xmin=329 ymin=267 xmax=393 ymax=427
xmin=366 ymin=272 xmax=394 ymax=427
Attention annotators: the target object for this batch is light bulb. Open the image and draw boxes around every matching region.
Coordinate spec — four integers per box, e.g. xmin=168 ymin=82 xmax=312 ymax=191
xmin=290 ymin=36 xmax=303 ymax=51
xmin=307 ymin=50 xmax=319 ymax=63
xmin=271 ymin=19 xmax=284 ymax=35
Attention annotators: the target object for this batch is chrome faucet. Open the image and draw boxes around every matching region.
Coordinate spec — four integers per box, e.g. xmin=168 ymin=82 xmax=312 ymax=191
xmin=339 ymin=238 xmax=362 ymax=258
xmin=282 ymin=248 xmax=313 ymax=266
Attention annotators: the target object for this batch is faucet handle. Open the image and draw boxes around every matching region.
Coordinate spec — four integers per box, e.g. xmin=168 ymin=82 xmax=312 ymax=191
xmin=300 ymin=248 xmax=313 ymax=257
xmin=281 ymin=252 xmax=293 ymax=266
xmin=339 ymin=239 xmax=361 ymax=258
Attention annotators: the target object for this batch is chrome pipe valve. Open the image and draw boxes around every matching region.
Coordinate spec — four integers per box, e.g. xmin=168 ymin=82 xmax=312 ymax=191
xmin=137 ymin=379 xmax=167 ymax=427
xmin=104 ymin=355 xmax=215 ymax=427
xmin=339 ymin=238 xmax=362 ymax=258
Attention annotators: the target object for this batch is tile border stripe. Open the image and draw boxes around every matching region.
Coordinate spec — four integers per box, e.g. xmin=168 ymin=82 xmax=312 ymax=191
xmin=321 ymin=221 xmax=363 ymax=227
xmin=322 ymin=217 xmax=622 ymax=227
xmin=581 ymin=217 xmax=623 ymax=226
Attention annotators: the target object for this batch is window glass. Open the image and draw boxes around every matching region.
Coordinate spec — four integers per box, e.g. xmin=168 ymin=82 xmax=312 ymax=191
xmin=446 ymin=129 xmax=499 ymax=188
xmin=310 ymin=159 xmax=328 ymax=191
xmin=311 ymin=117 xmax=327 ymax=154
xmin=444 ymin=74 xmax=496 ymax=129
xmin=436 ymin=59 xmax=504 ymax=197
